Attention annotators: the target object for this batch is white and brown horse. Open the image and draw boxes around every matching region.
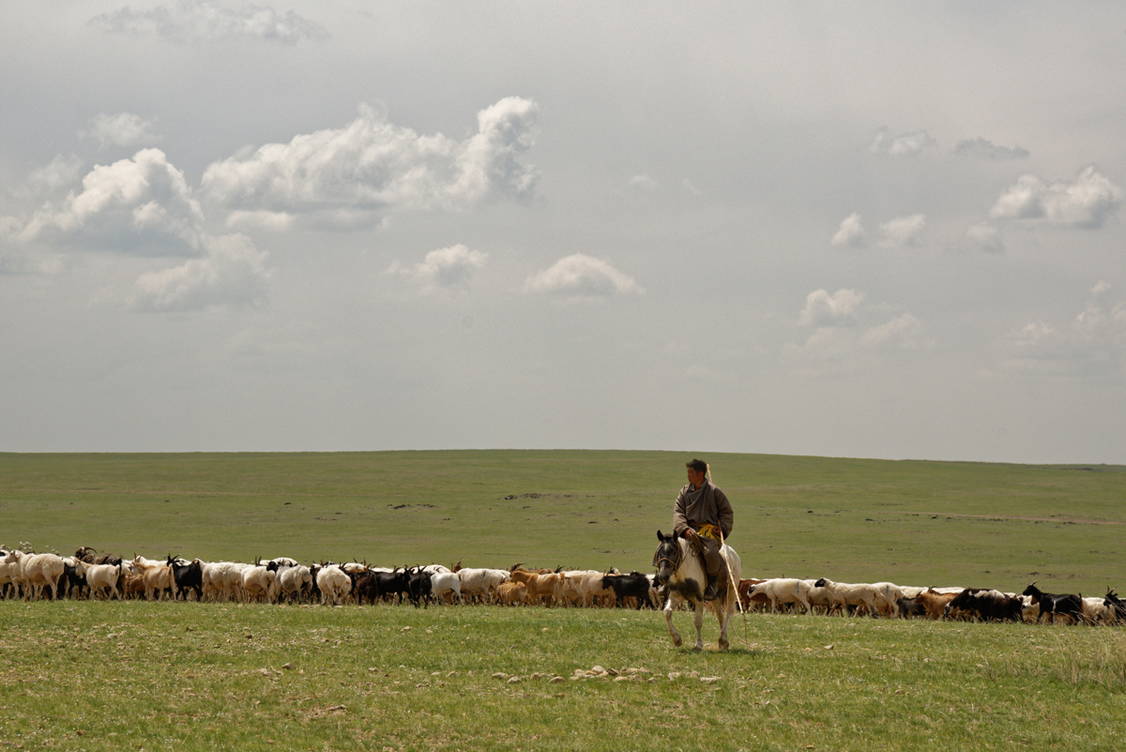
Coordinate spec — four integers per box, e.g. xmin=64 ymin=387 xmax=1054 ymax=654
xmin=652 ymin=530 xmax=742 ymax=650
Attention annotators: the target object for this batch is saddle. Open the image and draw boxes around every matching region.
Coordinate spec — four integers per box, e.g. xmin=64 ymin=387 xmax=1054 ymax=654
xmin=689 ymin=525 xmax=727 ymax=600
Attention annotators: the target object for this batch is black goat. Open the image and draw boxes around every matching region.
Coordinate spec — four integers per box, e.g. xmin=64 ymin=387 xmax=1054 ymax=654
xmin=1022 ymin=582 xmax=1084 ymax=624
xmin=74 ymin=546 xmax=122 ymax=566
xmin=896 ymin=596 xmax=927 ymax=619
xmin=407 ymin=569 xmax=432 ymax=608
xmin=946 ymin=588 xmax=1024 ymax=622
xmin=350 ymin=569 xmax=411 ymax=605
xmin=60 ymin=561 xmax=88 ymax=599
xmin=168 ymin=556 xmax=203 ymax=601
xmin=1103 ymin=589 xmax=1126 ymax=625
xmin=601 ymin=572 xmax=654 ymax=609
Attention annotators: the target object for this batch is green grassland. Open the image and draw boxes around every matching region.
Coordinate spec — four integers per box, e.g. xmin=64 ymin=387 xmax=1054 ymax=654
xmin=1 ymin=450 xmax=1123 ymax=592
xmin=1 ymin=603 xmax=1123 ymax=751
xmin=1 ymin=451 xmax=1124 ymax=751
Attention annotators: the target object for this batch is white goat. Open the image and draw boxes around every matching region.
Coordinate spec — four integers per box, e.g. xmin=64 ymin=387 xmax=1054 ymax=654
xmin=316 ymin=565 xmax=352 ymax=606
xmin=131 ymin=556 xmax=175 ymax=600
xmin=429 ymin=572 xmax=462 ymax=603
xmin=456 ymin=568 xmax=510 ymax=603
xmin=80 ymin=561 xmax=123 ymax=599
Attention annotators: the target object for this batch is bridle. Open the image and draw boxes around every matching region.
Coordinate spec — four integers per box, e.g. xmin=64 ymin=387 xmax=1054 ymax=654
xmin=652 ymin=541 xmax=682 ymax=573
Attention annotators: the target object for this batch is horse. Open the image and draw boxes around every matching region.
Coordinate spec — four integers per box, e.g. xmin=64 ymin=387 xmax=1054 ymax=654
xmin=652 ymin=530 xmax=742 ymax=651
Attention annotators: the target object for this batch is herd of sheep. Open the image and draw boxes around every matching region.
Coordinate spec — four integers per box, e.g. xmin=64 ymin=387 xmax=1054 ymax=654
xmin=2 ymin=544 xmax=1124 ymax=627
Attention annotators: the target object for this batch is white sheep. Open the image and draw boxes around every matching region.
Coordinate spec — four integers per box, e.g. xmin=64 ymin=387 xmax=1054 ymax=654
xmin=275 ymin=563 xmax=312 ymax=603
xmin=813 ymin=578 xmax=882 ymax=616
xmin=240 ymin=565 xmax=278 ymax=603
xmin=751 ymin=578 xmax=815 ymax=614
xmin=17 ymin=552 xmax=66 ymax=601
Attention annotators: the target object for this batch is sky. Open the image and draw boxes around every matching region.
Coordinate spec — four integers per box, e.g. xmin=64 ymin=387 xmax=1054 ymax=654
xmin=1 ymin=1 xmax=1124 ymax=463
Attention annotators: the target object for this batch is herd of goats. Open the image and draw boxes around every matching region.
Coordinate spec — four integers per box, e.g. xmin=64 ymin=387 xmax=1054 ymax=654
xmin=2 ymin=544 xmax=1124 ymax=627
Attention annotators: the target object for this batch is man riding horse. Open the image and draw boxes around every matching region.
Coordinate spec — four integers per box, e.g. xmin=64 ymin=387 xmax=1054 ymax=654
xmin=673 ymin=459 xmax=733 ymax=600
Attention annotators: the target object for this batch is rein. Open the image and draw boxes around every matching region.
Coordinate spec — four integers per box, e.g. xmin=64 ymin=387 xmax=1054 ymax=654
xmin=653 ymin=541 xmax=683 ymax=574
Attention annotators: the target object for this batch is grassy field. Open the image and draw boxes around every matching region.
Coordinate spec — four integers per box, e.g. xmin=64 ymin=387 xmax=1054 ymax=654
xmin=1 ymin=451 xmax=1124 ymax=751
xmin=1 ymin=450 xmax=1123 ymax=593
xmin=0 ymin=601 xmax=1123 ymax=751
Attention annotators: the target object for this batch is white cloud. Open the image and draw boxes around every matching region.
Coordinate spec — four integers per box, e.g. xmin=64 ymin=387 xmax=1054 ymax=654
xmin=877 ymin=213 xmax=926 ymax=247
xmin=788 ymin=314 xmax=928 ymax=364
xmin=798 ymin=288 xmax=864 ymax=327
xmin=524 ymin=253 xmax=642 ymax=299
xmin=3 ymin=149 xmax=271 ymax=309
xmin=860 ymin=312 xmax=925 ymax=350
xmin=224 ymin=210 xmax=295 ymax=232
xmin=16 ymin=148 xmax=205 ymax=256
xmin=89 ymin=1 xmax=327 ymax=45
xmin=1004 ymin=286 xmax=1126 ymax=378
xmin=81 ymin=112 xmax=162 ymax=149
xmin=989 ymin=165 xmax=1122 ymax=229
xmin=965 ymin=222 xmax=1004 ymax=253
xmin=0 ymin=217 xmax=65 ymax=275
xmin=131 ymin=233 xmax=270 ymax=312
xmin=681 ymin=178 xmax=703 ymax=197
xmin=201 ymin=97 xmax=540 ymax=230
xmin=954 ymin=137 xmax=1029 ymax=160
xmin=0 ymin=250 xmax=64 ymax=276
xmin=785 ymin=326 xmax=856 ymax=364
xmin=627 ymin=174 xmax=659 ymax=192
xmin=387 ymin=244 xmax=488 ymax=294
xmin=831 ymin=212 xmax=867 ymax=248
xmin=869 ymin=127 xmax=935 ymax=157
xmin=13 ymin=154 xmax=84 ymax=199
xmin=791 ymin=288 xmax=926 ymax=363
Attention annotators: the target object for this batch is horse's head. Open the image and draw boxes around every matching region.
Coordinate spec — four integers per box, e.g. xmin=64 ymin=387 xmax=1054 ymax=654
xmin=652 ymin=530 xmax=682 ymax=587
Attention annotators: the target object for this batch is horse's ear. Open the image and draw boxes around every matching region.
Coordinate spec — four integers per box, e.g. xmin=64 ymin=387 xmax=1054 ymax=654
xmin=656 ymin=530 xmax=663 ymax=541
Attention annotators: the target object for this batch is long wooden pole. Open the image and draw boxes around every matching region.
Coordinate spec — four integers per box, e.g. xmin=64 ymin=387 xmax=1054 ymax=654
xmin=705 ymin=463 xmax=745 ymax=617
xmin=717 ymin=528 xmax=744 ymax=616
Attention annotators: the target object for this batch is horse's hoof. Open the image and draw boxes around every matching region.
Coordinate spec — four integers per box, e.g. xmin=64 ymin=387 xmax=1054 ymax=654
xmin=693 ymin=643 xmax=703 ymax=651
xmin=672 ymin=636 xmax=682 ymax=647
xmin=719 ymin=639 xmax=730 ymax=651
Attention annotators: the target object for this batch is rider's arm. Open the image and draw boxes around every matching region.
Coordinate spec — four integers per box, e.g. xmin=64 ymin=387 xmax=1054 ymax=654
xmin=673 ymin=487 xmax=693 ymax=538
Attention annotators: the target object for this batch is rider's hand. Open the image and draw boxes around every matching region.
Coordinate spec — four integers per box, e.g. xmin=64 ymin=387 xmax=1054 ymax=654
xmin=684 ymin=528 xmax=697 ymax=539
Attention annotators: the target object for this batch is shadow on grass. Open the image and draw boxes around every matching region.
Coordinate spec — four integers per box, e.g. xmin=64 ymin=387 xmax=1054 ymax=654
xmin=669 ymin=646 xmax=769 ymax=657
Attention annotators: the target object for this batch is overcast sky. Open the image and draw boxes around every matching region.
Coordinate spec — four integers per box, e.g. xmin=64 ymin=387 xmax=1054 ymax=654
xmin=2 ymin=1 xmax=1124 ymax=463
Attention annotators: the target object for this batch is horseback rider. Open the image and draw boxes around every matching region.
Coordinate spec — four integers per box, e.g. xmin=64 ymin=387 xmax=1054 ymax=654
xmin=673 ymin=459 xmax=733 ymax=600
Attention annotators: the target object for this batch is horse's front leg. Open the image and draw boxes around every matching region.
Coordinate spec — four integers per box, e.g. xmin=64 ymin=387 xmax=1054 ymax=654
xmin=664 ymin=595 xmax=683 ymax=647
xmin=692 ymin=601 xmax=705 ymax=650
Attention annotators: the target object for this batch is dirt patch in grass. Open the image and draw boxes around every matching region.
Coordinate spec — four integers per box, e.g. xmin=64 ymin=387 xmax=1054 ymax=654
xmin=921 ymin=513 xmax=1124 ymax=526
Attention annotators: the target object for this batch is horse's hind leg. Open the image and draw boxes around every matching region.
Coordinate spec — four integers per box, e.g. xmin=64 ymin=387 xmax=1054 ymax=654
xmin=717 ymin=602 xmax=732 ymax=651
xmin=692 ymin=602 xmax=705 ymax=650
xmin=664 ymin=597 xmax=683 ymax=648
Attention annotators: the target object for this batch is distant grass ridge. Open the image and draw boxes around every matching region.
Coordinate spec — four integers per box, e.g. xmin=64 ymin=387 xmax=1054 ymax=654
xmin=1 ymin=450 xmax=1123 ymax=594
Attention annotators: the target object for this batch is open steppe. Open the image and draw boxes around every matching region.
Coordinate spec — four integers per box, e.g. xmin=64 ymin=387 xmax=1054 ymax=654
xmin=1 ymin=450 xmax=1123 ymax=750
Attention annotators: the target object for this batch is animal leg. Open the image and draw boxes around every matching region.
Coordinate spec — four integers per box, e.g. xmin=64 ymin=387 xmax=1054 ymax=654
xmin=664 ymin=596 xmax=683 ymax=647
xmin=693 ymin=602 xmax=705 ymax=651
xmin=717 ymin=601 xmax=731 ymax=651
